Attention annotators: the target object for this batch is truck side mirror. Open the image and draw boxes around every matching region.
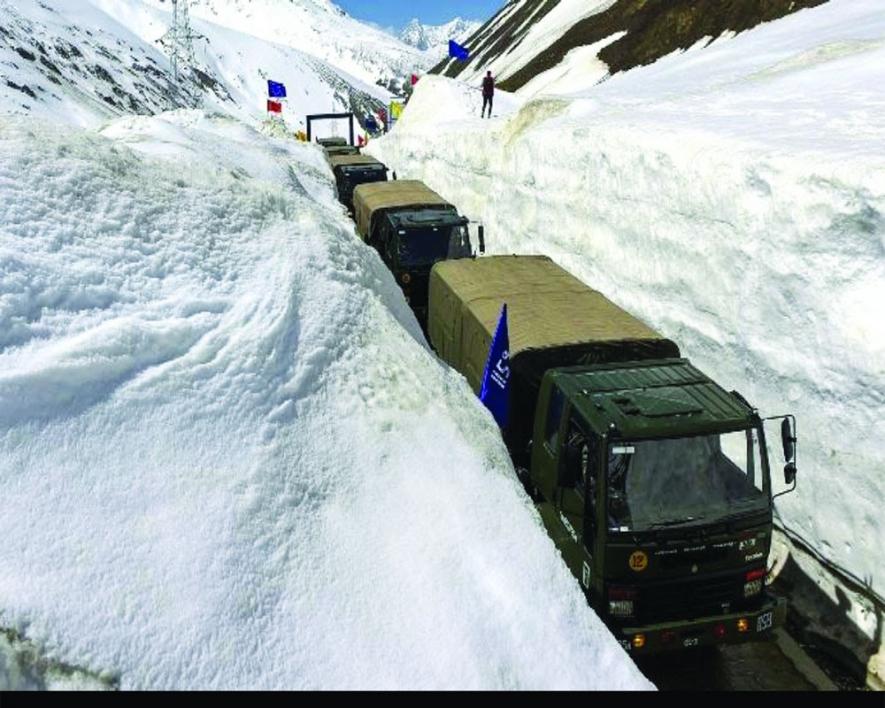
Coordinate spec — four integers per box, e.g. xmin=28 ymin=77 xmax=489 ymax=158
xmin=478 ymin=225 xmax=486 ymax=255
xmin=781 ymin=417 xmax=796 ymax=462
xmin=767 ymin=414 xmax=797 ymax=499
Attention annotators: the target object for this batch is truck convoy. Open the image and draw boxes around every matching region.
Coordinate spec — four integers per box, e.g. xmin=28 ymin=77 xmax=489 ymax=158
xmin=427 ymin=255 xmax=798 ymax=655
xmin=352 ymin=180 xmax=484 ymax=327
xmin=328 ymin=154 xmax=389 ymax=216
xmin=319 ymin=138 xmax=799 ymax=655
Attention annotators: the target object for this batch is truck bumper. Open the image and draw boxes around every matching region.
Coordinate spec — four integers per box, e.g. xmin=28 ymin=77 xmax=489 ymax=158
xmin=616 ymin=595 xmax=786 ymax=655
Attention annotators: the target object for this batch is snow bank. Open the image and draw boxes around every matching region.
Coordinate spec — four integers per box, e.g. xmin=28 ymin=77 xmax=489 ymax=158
xmin=0 ymin=111 xmax=651 ymax=690
xmin=373 ymin=0 xmax=885 ymax=605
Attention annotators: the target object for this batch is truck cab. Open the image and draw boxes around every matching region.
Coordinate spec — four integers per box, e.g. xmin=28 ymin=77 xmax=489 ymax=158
xmin=328 ymin=154 xmax=389 ymax=216
xmin=353 ymin=180 xmax=483 ymax=327
xmin=532 ymin=359 xmax=787 ymax=655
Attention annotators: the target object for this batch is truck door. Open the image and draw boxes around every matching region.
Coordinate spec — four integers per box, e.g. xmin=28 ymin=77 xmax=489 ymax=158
xmin=556 ymin=412 xmax=597 ymax=590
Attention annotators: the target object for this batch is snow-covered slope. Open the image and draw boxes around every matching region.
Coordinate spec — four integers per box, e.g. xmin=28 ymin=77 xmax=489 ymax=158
xmin=400 ymin=17 xmax=482 ymax=61
xmin=0 ymin=0 xmax=394 ymax=133
xmin=0 ymin=107 xmax=653 ymax=690
xmin=153 ymin=0 xmax=433 ymax=93
xmin=374 ymin=0 xmax=885 ymax=639
xmin=434 ymin=0 xmax=829 ymax=97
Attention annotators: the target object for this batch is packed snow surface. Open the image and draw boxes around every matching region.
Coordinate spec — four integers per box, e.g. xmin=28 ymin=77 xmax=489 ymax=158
xmin=373 ymin=0 xmax=885 ymax=603
xmin=0 ymin=108 xmax=652 ymax=689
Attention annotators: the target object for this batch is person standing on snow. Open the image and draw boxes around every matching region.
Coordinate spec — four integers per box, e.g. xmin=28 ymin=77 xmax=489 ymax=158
xmin=481 ymin=71 xmax=495 ymax=119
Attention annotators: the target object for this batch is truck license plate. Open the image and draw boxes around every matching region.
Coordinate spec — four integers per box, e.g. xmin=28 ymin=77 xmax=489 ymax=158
xmin=757 ymin=611 xmax=774 ymax=632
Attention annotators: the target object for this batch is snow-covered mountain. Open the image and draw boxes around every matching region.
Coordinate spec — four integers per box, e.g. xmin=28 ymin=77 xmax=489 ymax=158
xmin=433 ymin=0 xmax=830 ymax=96
xmin=0 ymin=0 xmax=426 ymax=134
xmin=152 ymin=0 xmax=434 ymax=92
xmin=400 ymin=17 xmax=482 ymax=60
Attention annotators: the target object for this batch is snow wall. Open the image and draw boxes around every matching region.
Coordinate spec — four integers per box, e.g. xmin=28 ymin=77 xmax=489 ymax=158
xmin=0 ymin=110 xmax=652 ymax=689
xmin=372 ymin=0 xmax=885 ymax=646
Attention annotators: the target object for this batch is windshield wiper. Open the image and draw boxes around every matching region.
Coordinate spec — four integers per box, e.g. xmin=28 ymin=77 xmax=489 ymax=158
xmin=649 ymin=516 xmax=704 ymax=529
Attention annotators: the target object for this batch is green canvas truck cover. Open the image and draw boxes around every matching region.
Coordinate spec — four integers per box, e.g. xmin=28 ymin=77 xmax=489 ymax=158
xmin=324 ymin=145 xmax=360 ymax=160
xmin=328 ymin=154 xmax=385 ymax=170
xmin=317 ymin=137 xmax=348 ymax=147
xmin=352 ymin=180 xmax=453 ymax=239
xmin=428 ymin=255 xmax=680 ymax=451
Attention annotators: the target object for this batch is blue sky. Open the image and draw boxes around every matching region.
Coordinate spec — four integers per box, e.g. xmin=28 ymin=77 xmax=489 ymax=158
xmin=336 ymin=1 xmax=501 ymax=33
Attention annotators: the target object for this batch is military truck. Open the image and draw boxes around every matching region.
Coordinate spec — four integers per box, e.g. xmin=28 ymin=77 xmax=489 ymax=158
xmin=328 ymin=154 xmax=389 ymax=215
xmin=428 ymin=255 xmax=798 ymax=655
xmin=353 ymin=180 xmax=484 ymax=327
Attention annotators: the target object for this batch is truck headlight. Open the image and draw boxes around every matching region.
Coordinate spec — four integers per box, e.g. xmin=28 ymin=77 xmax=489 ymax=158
xmin=743 ymin=579 xmax=763 ymax=597
xmin=609 ymin=600 xmax=635 ymax=617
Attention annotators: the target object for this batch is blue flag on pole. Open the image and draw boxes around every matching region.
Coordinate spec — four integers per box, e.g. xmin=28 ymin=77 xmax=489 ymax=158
xmin=480 ymin=304 xmax=511 ymax=428
xmin=267 ymin=80 xmax=287 ymax=98
xmin=448 ymin=40 xmax=470 ymax=62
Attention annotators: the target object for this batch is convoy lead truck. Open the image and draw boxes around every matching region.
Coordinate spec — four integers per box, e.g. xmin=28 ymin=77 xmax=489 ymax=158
xmin=353 ymin=180 xmax=484 ymax=327
xmin=428 ymin=255 xmax=798 ymax=655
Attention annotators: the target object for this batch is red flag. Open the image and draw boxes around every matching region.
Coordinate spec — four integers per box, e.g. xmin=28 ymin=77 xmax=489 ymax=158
xmin=411 ymin=74 xmax=419 ymax=86
xmin=267 ymin=99 xmax=282 ymax=114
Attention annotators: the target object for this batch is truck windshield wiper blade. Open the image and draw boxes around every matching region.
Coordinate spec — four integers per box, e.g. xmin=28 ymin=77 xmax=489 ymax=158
xmin=649 ymin=516 xmax=704 ymax=528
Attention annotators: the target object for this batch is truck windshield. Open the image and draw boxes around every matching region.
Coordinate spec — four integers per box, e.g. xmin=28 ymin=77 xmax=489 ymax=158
xmin=398 ymin=225 xmax=471 ymax=267
xmin=607 ymin=429 xmax=768 ymax=532
xmin=346 ymin=168 xmax=385 ymax=186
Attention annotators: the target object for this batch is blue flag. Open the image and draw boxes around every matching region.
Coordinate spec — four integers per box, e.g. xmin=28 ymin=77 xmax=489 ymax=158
xmin=480 ymin=304 xmax=511 ymax=428
xmin=267 ymin=80 xmax=287 ymax=98
xmin=448 ymin=40 xmax=470 ymax=62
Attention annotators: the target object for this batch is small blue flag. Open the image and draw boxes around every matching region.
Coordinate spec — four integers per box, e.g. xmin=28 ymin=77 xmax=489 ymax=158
xmin=448 ymin=40 xmax=470 ymax=62
xmin=267 ymin=80 xmax=287 ymax=98
xmin=480 ymin=304 xmax=511 ymax=428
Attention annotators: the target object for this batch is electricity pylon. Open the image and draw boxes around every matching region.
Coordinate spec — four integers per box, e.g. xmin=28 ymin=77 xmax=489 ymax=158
xmin=162 ymin=0 xmax=200 ymax=82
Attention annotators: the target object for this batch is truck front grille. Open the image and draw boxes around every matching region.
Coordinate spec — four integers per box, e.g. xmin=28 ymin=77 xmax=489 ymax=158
xmin=636 ymin=571 xmax=758 ymax=624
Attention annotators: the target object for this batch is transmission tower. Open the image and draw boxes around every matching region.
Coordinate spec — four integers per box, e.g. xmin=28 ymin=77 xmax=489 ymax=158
xmin=162 ymin=0 xmax=200 ymax=82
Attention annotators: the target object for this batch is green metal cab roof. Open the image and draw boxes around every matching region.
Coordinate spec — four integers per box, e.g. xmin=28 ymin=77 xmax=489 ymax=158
xmin=551 ymin=359 xmax=757 ymax=440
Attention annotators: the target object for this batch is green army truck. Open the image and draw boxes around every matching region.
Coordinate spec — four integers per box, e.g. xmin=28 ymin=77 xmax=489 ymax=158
xmin=353 ymin=180 xmax=484 ymax=327
xmin=428 ymin=255 xmax=798 ymax=655
xmin=328 ymin=154 xmax=389 ymax=216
